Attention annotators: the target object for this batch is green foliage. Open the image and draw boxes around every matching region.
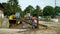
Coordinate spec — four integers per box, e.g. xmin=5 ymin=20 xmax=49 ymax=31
xmin=40 ymin=18 xmax=50 ymax=21
xmin=8 ymin=0 xmax=21 ymax=14
xmin=43 ymin=6 xmax=54 ymax=16
xmin=32 ymin=9 xmax=37 ymax=16
xmin=2 ymin=0 xmax=22 ymax=16
xmin=23 ymin=5 xmax=34 ymax=15
xmin=2 ymin=3 xmax=11 ymax=16
xmin=32 ymin=9 xmax=42 ymax=17
xmin=55 ymin=6 xmax=60 ymax=15
xmin=44 ymin=18 xmax=50 ymax=21
xmin=2 ymin=0 xmax=60 ymax=18
xmin=32 ymin=5 xmax=41 ymax=17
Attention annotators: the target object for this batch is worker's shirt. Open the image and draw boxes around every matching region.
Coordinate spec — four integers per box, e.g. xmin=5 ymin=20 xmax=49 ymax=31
xmin=31 ymin=17 xmax=36 ymax=21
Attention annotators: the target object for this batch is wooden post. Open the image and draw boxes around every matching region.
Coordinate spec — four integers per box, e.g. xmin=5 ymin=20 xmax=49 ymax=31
xmin=36 ymin=5 xmax=40 ymax=28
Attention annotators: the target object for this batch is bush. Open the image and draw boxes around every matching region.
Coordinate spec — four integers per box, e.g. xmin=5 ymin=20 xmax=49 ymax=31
xmin=40 ymin=18 xmax=50 ymax=21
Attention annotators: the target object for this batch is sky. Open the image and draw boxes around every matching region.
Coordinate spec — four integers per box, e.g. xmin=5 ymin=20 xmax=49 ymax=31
xmin=0 ymin=0 xmax=60 ymax=10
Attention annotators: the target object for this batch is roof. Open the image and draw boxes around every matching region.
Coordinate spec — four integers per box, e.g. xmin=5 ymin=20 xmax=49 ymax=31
xmin=0 ymin=3 xmax=4 ymax=9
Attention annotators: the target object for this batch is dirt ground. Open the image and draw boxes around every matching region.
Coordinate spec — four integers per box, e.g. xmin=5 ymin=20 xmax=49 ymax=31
xmin=25 ymin=27 xmax=60 ymax=34
xmin=0 ymin=20 xmax=60 ymax=34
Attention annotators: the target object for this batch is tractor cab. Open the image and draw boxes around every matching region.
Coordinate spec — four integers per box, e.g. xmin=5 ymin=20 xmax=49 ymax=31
xmin=9 ymin=14 xmax=21 ymax=28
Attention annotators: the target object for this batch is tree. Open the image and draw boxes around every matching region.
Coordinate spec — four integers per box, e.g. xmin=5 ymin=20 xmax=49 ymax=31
xmin=32 ymin=9 xmax=42 ymax=17
xmin=23 ymin=5 xmax=34 ymax=15
xmin=32 ymin=6 xmax=42 ymax=17
xmin=32 ymin=9 xmax=37 ymax=16
xmin=43 ymin=6 xmax=54 ymax=16
xmin=8 ymin=0 xmax=22 ymax=14
xmin=55 ymin=6 xmax=60 ymax=15
xmin=2 ymin=0 xmax=22 ymax=16
xmin=2 ymin=3 xmax=11 ymax=16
